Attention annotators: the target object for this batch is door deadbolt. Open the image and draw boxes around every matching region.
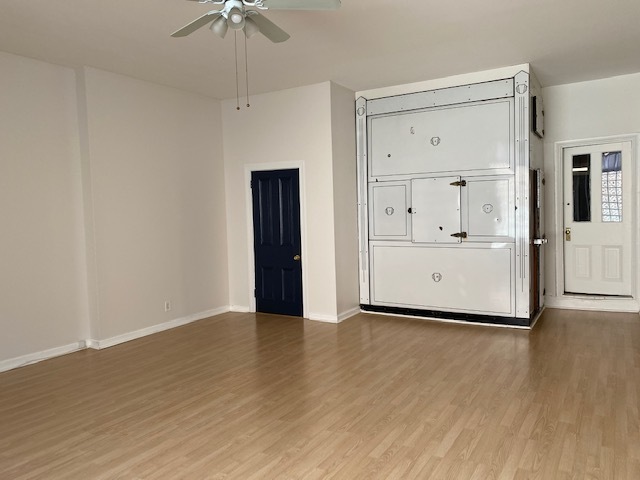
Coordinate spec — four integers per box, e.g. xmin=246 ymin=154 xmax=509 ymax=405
xmin=293 ymin=254 xmax=301 ymax=261
xmin=565 ymin=228 xmax=571 ymax=241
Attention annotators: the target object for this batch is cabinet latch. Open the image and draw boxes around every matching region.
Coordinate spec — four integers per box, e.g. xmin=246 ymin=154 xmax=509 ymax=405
xmin=450 ymin=232 xmax=468 ymax=239
xmin=450 ymin=180 xmax=467 ymax=187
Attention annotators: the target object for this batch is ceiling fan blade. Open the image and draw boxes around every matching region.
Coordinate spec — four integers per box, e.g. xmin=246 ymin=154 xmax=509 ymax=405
xmin=258 ymin=0 xmax=340 ymax=10
xmin=171 ymin=11 xmax=222 ymax=37
xmin=247 ymin=12 xmax=290 ymax=43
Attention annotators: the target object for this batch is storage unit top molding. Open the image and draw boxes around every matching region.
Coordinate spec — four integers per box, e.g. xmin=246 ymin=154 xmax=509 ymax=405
xmin=365 ymin=78 xmax=515 ymax=116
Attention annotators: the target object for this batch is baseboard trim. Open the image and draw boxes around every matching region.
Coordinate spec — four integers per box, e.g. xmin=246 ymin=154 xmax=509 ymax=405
xmin=0 ymin=307 xmax=232 ymax=373
xmin=337 ymin=307 xmax=361 ymax=323
xmin=0 ymin=342 xmax=85 ymax=373
xmin=88 ymin=306 xmax=231 ymax=350
xmin=230 ymin=305 xmax=251 ymax=313
xmin=308 ymin=308 xmax=361 ymax=324
xmin=545 ymin=295 xmax=639 ymax=313
xmin=307 ymin=313 xmax=338 ymax=323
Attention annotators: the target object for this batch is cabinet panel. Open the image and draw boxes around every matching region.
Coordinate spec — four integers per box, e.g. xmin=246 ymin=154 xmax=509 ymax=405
xmin=370 ymin=183 xmax=409 ymax=238
xmin=370 ymin=99 xmax=513 ymax=178
xmin=371 ymin=244 xmax=513 ymax=315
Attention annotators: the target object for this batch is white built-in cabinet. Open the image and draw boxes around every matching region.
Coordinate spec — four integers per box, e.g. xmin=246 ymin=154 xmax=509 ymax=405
xmin=356 ymin=71 xmax=545 ymax=327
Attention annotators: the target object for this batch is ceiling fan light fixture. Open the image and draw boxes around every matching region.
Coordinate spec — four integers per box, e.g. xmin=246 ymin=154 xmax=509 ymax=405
xmin=172 ymin=0 xmax=343 ymax=110
xmin=210 ymin=15 xmax=229 ymax=38
xmin=227 ymin=7 xmax=245 ymax=29
xmin=244 ymin=17 xmax=260 ymax=38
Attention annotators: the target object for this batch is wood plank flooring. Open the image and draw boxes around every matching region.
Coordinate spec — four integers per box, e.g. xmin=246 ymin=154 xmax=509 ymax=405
xmin=0 ymin=309 xmax=639 ymax=479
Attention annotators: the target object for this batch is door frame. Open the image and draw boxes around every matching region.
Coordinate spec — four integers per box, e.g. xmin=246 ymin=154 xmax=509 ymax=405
xmin=244 ymin=162 xmax=309 ymax=317
xmin=551 ymin=134 xmax=640 ymax=312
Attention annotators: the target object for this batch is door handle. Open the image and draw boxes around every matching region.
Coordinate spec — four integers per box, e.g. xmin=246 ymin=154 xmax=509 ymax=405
xmin=293 ymin=254 xmax=301 ymax=261
xmin=565 ymin=228 xmax=571 ymax=241
xmin=449 ymin=180 xmax=467 ymax=187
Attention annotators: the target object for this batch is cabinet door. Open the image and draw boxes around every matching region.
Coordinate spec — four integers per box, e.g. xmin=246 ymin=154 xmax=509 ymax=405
xmin=411 ymin=177 xmax=462 ymax=243
xmin=370 ymin=99 xmax=513 ymax=178
xmin=463 ymin=176 xmax=513 ymax=240
xmin=371 ymin=244 xmax=514 ymax=315
xmin=369 ymin=182 xmax=410 ymax=239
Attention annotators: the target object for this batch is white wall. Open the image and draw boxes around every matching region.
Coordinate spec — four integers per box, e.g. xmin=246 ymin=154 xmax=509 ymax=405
xmin=223 ymin=81 xmax=358 ymax=321
xmin=223 ymin=82 xmax=336 ymax=319
xmin=330 ymin=83 xmax=359 ymax=318
xmin=0 ymin=52 xmax=88 ymax=364
xmin=82 ymin=68 xmax=229 ymax=341
xmin=1 ymin=50 xmax=358 ymax=369
xmin=542 ymin=73 xmax=640 ymax=144
xmin=0 ymin=54 xmax=229 ymax=369
xmin=542 ymin=73 xmax=640 ymax=299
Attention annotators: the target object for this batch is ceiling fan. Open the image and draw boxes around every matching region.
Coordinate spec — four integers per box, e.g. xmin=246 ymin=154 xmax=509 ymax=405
xmin=171 ymin=0 xmax=341 ymax=43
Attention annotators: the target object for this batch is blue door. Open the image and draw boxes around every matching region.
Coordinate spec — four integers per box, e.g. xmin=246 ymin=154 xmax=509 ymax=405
xmin=251 ymin=169 xmax=303 ymax=317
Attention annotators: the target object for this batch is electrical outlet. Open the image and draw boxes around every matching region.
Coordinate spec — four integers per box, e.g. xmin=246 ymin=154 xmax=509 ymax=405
xmin=164 ymin=300 xmax=171 ymax=312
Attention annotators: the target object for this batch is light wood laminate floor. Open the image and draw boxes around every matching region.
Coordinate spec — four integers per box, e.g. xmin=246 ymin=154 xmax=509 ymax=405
xmin=1 ymin=309 xmax=639 ymax=479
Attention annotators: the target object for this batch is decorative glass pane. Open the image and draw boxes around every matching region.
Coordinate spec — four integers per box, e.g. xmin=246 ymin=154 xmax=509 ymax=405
xmin=572 ymin=154 xmax=591 ymax=222
xmin=602 ymin=151 xmax=622 ymax=222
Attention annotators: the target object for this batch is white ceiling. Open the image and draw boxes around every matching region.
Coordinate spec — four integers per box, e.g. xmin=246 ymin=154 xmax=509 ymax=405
xmin=1 ymin=0 xmax=640 ymax=99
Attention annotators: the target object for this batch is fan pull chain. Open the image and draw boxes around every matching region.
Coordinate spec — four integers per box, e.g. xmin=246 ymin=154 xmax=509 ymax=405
xmin=244 ymin=32 xmax=250 ymax=108
xmin=234 ymin=31 xmax=240 ymax=111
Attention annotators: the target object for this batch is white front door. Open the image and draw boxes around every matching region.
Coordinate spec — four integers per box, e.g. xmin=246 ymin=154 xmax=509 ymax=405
xmin=563 ymin=142 xmax=632 ymax=295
